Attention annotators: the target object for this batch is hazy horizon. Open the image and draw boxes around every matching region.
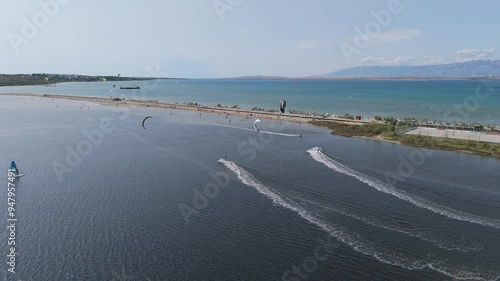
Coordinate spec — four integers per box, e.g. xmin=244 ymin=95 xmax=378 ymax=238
xmin=2 ymin=0 xmax=500 ymax=78
xmin=1 ymin=59 xmax=500 ymax=79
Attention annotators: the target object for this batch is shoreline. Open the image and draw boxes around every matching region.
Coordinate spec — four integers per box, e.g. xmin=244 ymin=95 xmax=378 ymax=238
xmin=0 ymin=92 xmax=371 ymax=125
xmin=3 ymin=92 xmax=500 ymax=159
xmin=311 ymin=121 xmax=500 ymax=159
xmin=1 ymin=76 xmax=499 ymax=87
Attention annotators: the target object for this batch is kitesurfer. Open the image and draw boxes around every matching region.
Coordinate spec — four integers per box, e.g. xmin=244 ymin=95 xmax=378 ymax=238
xmin=142 ymin=116 xmax=153 ymax=130
xmin=279 ymin=99 xmax=287 ymax=114
xmin=254 ymin=119 xmax=262 ymax=132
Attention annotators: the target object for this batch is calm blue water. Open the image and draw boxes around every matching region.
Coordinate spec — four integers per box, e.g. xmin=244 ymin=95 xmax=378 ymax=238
xmin=1 ymin=79 xmax=500 ymax=124
xmin=0 ymin=96 xmax=499 ymax=280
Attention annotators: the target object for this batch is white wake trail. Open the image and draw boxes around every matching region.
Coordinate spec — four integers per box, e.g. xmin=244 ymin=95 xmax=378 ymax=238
xmin=307 ymin=147 xmax=500 ymax=229
xmin=292 ymin=196 xmax=482 ymax=253
xmin=205 ymin=123 xmax=300 ymax=136
xmin=259 ymin=130 xmax=301 ymax=137
xmin=218 ymin=159 xmax=498 ymax=281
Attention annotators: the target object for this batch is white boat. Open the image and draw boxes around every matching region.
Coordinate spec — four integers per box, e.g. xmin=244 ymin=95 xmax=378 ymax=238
xmin=8 ymin=161 xmax=24 ymax=178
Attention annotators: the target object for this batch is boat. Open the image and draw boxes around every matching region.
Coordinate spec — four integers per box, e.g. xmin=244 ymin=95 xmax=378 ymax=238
xmin=8 ymin=161 xmax=24 ymax=178
xmin=120 ymin=85 xmax=141 ymax=90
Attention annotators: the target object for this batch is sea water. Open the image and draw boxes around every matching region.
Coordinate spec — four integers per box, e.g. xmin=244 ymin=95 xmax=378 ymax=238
xmin=1 ymin=79 xmax=499 ymax=124
xmin=0 ymin=96 xmax=499 ymax=280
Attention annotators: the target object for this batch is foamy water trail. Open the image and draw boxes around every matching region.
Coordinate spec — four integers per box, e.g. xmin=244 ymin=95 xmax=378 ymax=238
xmin=291 ymin=196 xmax=482 ymax=252
xmin=308 ymin=148 xmax=500 ymax=229
xmin=259 ymin=130 xmax=301 ymax=137
xmin=201 ymin=123 xmax=257 ymax=132
xmin=415 ymin=176 xmax=500 ymax=195
xmin=219 ymin=159 xmax=498 ymax=281
xmin=202 ymin=123 xmax=300 ymax=137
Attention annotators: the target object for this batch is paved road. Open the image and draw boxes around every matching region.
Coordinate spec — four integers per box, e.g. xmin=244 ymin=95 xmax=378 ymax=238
xmin=405 ymin=127 xmax=500 ymax=144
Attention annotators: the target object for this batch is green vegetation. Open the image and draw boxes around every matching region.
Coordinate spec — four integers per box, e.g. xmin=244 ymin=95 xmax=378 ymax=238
xmin=311 ymin=121 xmax=397 ymax=138
xmin=340 ymin=113 xmax=355 ymax=120
xmin=0 ymin=74 xmax=153 ymax=87
xmin=251 ymin=107 xmax=277 ymax=113
xmin=383 ymin=117 xmax=398 ymax=126
xmin=310 ymin=120 xmax=500 ymax=158
xmin=397 ymin=135 xmax=500 ymax=157
xmin=289 ymin=109 xmax=329 ymax=116
xmin=0 ymin=74 xmax=70 ymax=86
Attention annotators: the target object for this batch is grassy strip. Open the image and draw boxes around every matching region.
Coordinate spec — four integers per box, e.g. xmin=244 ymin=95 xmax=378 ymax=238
xmin=310 ymin=120 xmax=500 ymax=158
xmin=0 ymin=75 xmax=153 ymax=87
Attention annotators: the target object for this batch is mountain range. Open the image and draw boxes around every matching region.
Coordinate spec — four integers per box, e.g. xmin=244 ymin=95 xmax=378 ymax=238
xmin=321 ymin=60 xmax=500 ymax=78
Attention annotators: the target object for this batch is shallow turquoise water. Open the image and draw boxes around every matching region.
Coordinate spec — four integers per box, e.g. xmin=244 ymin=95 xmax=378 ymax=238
xmin=1 ymin=79 xmax=499 ymax=124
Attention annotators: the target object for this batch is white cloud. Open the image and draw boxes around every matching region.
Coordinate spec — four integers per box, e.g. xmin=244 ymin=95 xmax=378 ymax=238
xmin=359 ymin=49 xmax=496 ymax=67
xmin=456 ymin=47 xmax=495 ymax=61
xmin=360 ymin=56 xmax=413 ymax=66
xmin=371 ymin=29 xmax=421 ymax=43
xmin=298 ymin=39 xmax=331 ymax=50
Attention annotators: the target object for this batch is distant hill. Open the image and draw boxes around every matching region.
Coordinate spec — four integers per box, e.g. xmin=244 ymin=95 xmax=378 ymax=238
xmin=323 ymin=60 xmax=500 ymax=78
xmin=220 ymin=75 xmax=291 ymax=80
xmin=0 ymin=74 xmax=156 ymax=87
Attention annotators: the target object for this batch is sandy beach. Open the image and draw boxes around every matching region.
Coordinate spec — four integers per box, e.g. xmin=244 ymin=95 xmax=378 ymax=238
xmin=3 ymin=92 xmax=500 ymax=146
xmin=0 ymin=92 xmax=372 ymax=126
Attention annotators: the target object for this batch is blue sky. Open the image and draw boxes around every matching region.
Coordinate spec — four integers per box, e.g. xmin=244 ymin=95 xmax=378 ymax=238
xmin=1 ymin=0 xmax=499 ymax=78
